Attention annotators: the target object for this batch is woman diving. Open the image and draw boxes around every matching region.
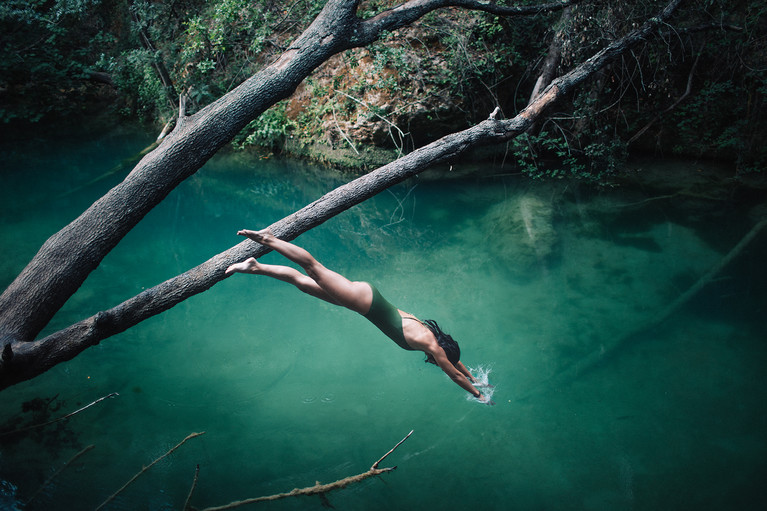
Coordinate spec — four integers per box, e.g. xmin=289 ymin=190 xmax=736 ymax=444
xmin=225 ymin=228 xmax=493 ymax=404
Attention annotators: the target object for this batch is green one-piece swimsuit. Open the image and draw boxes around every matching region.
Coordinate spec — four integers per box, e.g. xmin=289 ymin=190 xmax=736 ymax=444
xmin=362 ymin=283 xmax=415 ymax=351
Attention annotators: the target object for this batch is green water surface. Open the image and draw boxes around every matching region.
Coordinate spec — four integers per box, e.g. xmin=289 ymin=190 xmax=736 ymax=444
xmin=1 ymin=127 xmax=765 ymax=510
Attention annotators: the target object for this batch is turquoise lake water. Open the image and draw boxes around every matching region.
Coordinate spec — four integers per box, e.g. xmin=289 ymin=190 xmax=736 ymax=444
xmin=1 ymin=126 xmax=765 ymax=510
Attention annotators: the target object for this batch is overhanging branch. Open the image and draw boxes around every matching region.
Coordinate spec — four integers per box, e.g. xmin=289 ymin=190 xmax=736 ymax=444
xmin=0 ymin=0 xmax=584 ymax=347
xmin=352 ymin=0 xmax=583 ymax=46
xmin=0 ymin=0 xmax=685 ymax=390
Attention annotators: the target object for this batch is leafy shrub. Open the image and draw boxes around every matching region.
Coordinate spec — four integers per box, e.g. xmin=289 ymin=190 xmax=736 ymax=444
xmin=233 ymin=100 xmax=292 ymax=150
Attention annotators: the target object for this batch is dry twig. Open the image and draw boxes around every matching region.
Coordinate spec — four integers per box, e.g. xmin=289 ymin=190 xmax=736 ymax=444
xmin=0 ymin=392 xmax=119 ymax=439
xmin=95 ymin=432 xmax=205 ymax=511
xmin=198 ymin=430 xmax=414 ymax=511
xmin=184 ymin=464 xmax=201 ymax=511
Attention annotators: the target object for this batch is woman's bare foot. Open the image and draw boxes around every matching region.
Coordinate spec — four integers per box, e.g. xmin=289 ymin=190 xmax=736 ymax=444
xmin=237 ymin=228 xmax=274 ymax=245
xmin=225 ymin=257 xmax=260 ymax=276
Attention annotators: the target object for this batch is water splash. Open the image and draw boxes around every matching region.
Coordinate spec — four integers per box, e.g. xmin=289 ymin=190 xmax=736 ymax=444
xmin=466 ymin=364 xmax=495 ymax=404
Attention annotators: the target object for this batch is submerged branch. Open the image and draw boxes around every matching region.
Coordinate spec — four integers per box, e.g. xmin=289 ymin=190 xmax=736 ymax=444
xmin=526 ymin=218 xmax=767 ymax=395
xmin=199 ymin=430 xmax=414 ymax=511
xmin=0 ymin=392 xmax=118 ymax=439
xmin=184 ymin=464 xmax=201 ymax=511
xmin=96 ymin=432 xmax=206 ymax=511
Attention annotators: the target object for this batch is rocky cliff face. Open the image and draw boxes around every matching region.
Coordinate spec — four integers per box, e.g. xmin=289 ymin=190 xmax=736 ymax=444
xmin=280 ymin=16 xmax=506 ymax=168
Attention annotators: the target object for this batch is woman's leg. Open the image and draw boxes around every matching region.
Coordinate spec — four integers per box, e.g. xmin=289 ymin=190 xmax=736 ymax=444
xmin=225 ymin=258 xmax=339 ymax=304
xmin=232 ymin=228 xmax=373 ymax=314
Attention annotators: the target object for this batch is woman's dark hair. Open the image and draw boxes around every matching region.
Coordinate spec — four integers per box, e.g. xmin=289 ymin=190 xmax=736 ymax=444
xmin=422 ymin=319 xmax=461 ymax=365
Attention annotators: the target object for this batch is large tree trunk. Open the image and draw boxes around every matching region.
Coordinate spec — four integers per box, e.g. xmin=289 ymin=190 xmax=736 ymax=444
xmin=0 ymin=0 xmax=681 ymax=390
xmin=528 ymin=6 xmax=573 ymax=105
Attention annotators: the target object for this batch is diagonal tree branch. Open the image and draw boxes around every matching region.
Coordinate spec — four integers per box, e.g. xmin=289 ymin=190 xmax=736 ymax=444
xmin=0 ymin=0 xmax=684 ymax=390
xmin=0 ymin=0 xmax=593 ymax=348
xmin=350 ymin=0 xmax=583 ymax=45
xmin=95 ymin=432 xmax=206 ymax=511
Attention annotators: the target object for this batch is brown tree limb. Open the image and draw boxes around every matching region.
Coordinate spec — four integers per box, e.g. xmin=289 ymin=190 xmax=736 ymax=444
xmin=198 ymin=430 xmax=414 ymax=511
xmin=0 ymin=0 xmax=685 ymax=390
xmin=353 ymin=0 xmax=583 ymax=45
xmin=95 ymin=432 xmax=206 ymax=511
xmin=528 ymin=6 xmax=573 ymax=105
xmin=184 ymin=464 xmax=201 ymax=511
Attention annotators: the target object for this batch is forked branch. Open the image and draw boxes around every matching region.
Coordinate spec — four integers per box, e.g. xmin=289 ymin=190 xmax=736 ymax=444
xmin=198 ymin=430 xmax=414 ymax=511
xmin=96 ymin=432 xmax=206 ymax=511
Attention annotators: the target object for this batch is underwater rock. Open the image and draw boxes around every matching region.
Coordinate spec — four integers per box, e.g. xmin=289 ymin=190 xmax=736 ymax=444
xmin=481 ymin=194 xmax=558 ymax=278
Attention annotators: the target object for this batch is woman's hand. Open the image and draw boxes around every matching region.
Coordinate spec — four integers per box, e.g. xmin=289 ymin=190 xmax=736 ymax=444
xmin=478 ymin=394 xmax=495 ymax=406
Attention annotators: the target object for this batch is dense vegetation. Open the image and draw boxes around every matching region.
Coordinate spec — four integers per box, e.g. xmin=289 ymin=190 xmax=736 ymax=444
xmin=1 ymin=0 xmax=765 ymax=176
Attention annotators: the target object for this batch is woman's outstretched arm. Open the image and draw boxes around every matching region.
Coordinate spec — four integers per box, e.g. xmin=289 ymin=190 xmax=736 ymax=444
xmin=455 ymin=361 xmax=477 ymax=383
xmin=430 ymin=348 xmax=493 ymax=404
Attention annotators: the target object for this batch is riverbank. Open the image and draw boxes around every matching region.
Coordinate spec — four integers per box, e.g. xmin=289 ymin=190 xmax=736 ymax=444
xmin=1 ymin=116 xmax=764 ymax=214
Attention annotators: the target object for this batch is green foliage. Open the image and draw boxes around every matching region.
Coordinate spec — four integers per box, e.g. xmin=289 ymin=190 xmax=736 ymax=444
xmin=521 ymin=0 xmax=767 ymax=175
xmin=135 ymin=0 xmax=316 ymax=119
xmin=673 ymin=81 xmax=736 ymax=155
xmin=511 ymin=132 xmax=581 ymax=180
xmin=510 ymin=127 xmax=627 ymax=183
xmin=233 ymin=100 xmax=292 ymax=150
xmin=412 ymin=10 xmax=532 ymax=113
xmin=1 ymin=0 xmax=764 ymax=176
xmin=108 ymin=48 xmax=169 ymax=121
xmin=665 ymin=1 xmax=767 ymax=172
xmin=672 ymin=74 xmax=767 ymax=173
xmin=0 ymin=0 xmax=119 ymax=123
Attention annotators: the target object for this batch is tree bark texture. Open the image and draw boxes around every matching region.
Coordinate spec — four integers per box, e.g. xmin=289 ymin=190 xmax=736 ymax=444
xmin=0 ymin=0 xmax=683 ymax=390
xmin=528 ymin=6 xmax=573 ymax=105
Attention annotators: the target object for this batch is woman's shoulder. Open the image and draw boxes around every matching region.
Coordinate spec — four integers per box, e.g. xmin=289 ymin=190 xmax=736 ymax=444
xmin=401 ymin=315 xmax=437 ymax=351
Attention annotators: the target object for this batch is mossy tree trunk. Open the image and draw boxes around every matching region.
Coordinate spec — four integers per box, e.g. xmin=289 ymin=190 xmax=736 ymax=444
xmin=0 ymin=0 xmax=682 ymax=390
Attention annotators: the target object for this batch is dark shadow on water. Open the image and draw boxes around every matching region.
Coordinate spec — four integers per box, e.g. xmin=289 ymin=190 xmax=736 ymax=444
xmin=610 ymin=233 xmax=663 ymax=252
xmin=684 ymin=233 xmax=767 ymax=334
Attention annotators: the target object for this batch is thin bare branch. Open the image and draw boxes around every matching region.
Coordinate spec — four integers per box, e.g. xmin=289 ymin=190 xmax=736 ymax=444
xmin=95 ymin=432 xmax=205 ymax=511
xmin=628 ymin=42 xmax=703 ymax=145
xmin=198 ymin=430 xmax=414 ymax=511
xmin=0 ymin=392 xmax=119 ymax=438
xmin=372 ymin=429 xmax=414 ymax=469
xmin=184 ymin=464 xmax=201 ymax=511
